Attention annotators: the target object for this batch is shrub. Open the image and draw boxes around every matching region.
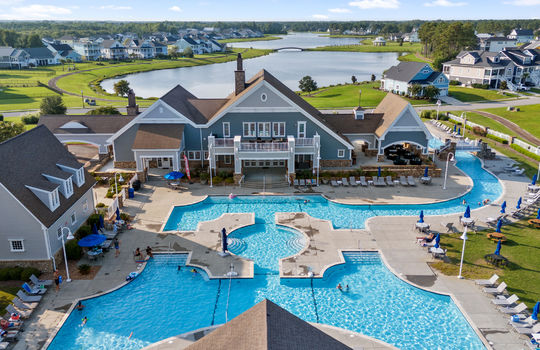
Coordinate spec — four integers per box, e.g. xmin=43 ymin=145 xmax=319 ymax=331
xmin=96 ymin=202 xmax=106 ymax=208
xmin=472 ymin=126 xmax=487 ymax=137
xmin=78 ymin=264 xmax=91 ymax=275
xmin=65 ymin=239 xmax=83 ymax=260
xmin=486 ymin=134 xmax=509 ymax=144
xmin=471 ymin=83 xmax=489 ymax=89
xmin=87 ymin=213 xmax=101 ymax=229
xmin=420 ymin=110 xmax=432 ymax=119
xmin=9 ymin=267 xmax=23 ymax=280
xmin=224 ymin=177 xmax=234 ymax=184
xmin=120 ymin=212 xmax=130 ymax=221
xmin=21 ymin=267 xmax=41 ymax=281
xmin=213 ymin=176 xmax=224 ymax=184
xmin=449 ymin=80 xmax=461 ymax=86
xmin=75 ymin=225 xmax=91 ymax=240
xmin=0 ymin=269 xmax=10 ymax=281
xmin=218 ymin=171 xmax=229 ymax=178
xmin=22 ymin=114 xmax=40 ymax=124
xmin=500 ymin=81 xmax=508 ymax=90
xmin=511 ymin=144 xmax=540 ymax=161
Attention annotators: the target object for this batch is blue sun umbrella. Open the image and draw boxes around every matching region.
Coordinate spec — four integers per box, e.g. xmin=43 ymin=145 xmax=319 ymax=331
xmin=453 ymin=124 xmax=457 ymax=132
xmin=164 ymin=171 xmax=184 ymax=180
xmin=532 ymin=174 xmax=537 ymax=185
xmin=221 ymin=228 xmax=228 ymax=253
xmin=537 ymin=208 xmax=540 ymax=220
xmin=419 ymin=210 xmax=424 ymax=223
xmin=500 ymin=201 xmax=507 ymax=214
xmin=78 ymin=234 xmax=107 ymax=247
xmin=116 ymin=207 xmax=121 ymax=221
xmin=532 ymin=301 xmax=539 ymax=321
xmin=494 ymin=239 xmax=502 ymax=256
xmin=496 ymin=219 xmax=503 ymax=233
xmin=92 ymin=224 xmax=99 ymax=236
xmin=424 ymin=167 xmax=429 ymax=177
xmin=464 ymin=205 xmax=471 ymax=218
xmin=434 ymin=233 xmax=441 ymax=249
xmin=99 ymin=214 xmax=104 ymax=229
xmin=516 ymin=197 xmax=522 ymax=209
xmin=378 ymin=167 xmax=381 ymax=177
xmin=458 ymin=127 xmax=461 ymax=135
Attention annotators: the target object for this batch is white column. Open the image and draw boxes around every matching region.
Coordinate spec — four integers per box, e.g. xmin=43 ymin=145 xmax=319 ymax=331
xmin=287 ymin=135 xmax=295 ymax=174
xmin=134 ymin=151 xmax=144 ymax=171
xmin=313 ymin=134 xmax=321 ymax=170
xmin=172 ymin=152 xmax=180 ymax=171
xmin=233 ymin=135 xmax=242 ymax=174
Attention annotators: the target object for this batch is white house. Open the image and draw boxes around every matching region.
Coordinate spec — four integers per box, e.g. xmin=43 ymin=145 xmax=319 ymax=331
xmin=25 ymin=47 xmax=61 ymax=66
xmin=101 ymin=40 xmax=127 ymax=60
xmin=124 ymin=39 xmax=155 ymax=59
xmin=174 ymin=37 xmax=204 ymax=55
xmin=73 ymin=41 xmax=102 ymax=61
xmin=478 ymin=37 xmax=517 ymax=53
xmin=0 ymin=46 xmax=30 ymax=69
xmin=508 ymin=29 xmax=534 ymax=43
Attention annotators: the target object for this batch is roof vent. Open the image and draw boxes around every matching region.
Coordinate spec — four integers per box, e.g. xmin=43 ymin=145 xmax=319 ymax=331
xmin=353 ymin=106 xmax=364 ymax=120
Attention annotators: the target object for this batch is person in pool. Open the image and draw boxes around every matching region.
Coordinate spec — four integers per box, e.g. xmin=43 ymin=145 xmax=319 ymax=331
xmin=190 ymin=268 xmax=198 ymax=276
xmin=145 ymin=246 xmax=153 ymax=258
xmin=75 ymin=301 xmax=85 ymax=311
xmin=336 ymin=283 xmax=343 ymax=291
xmin=82 ymin=317 xmax=88 ymax=326
xmin=134 ymin=248 xmax=144 ymax=260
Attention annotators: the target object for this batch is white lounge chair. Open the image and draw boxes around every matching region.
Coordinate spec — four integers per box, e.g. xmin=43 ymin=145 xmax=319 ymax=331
xmin=407 ymin=176 xmax=417 ymax=186
xmin=349 ymin=177 xmax=358 ymax=187
xmin=483 ymin=281 xmax=506 ymax=295
xmin=378 ymin=177 xmax=387 ymax=186
xmin=359 ymin=176 xmax=368 ymax=187
xmin=299 ymin=179 xmax=306 ymax=187
xmin=12 ymin=297 xmax=38 ymax=310
xmin=331 ymin=180 xmax=339 ymax=187
xmin=30 ymin=274 xmax=52 ymax=287
xmin=293 ymin=179 xmax=299 ymax=187
xmin=386 ymin=176 xmax=394 ymax=186
xmin=532 ymin=332 xmax=540 ymax=344
xmin=400 ymin=176 xmax=408 ymax=186
xmin=500 ymin=302 xmax=527 ymax=314
xmin=342 ymin=178 xmax=349 ymax=186
xmin=511 ymin=316 xmax=537 ymax=329
xmin=6 ymin=304 xmax=32 ymax=318
xmin=492 ymin=293 xmax=518 ymax=305
xmin=475 ymin=274 xmax=499 ymax=286
xmin=16 ymin=290 xmax=41 ymax=303
xmin=514 ymin=323 xmax=540 ymax=335
xmin=514 ymin=168 xmax=525 ymax=175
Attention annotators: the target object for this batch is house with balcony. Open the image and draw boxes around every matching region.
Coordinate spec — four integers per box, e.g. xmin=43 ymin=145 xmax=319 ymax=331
xmin=105 ymin=54 xmax=432 ymax=183
xmin=73 ymin=41 xmax=102 ymax=61
xmin=507 ymin=29 xmax=534 ymax=43
xmin=380 ymin=62 xmax=449 ymax=96
xmin=0 ymin=126 xmax=95 ymax=272
xmin=124 ymin=39 xmax=156 ymax=59
xmin=101 ymin=40 xmax=127 ymax=60
xmin=0 ymin=46 xmax=30 ymax=69
xmin=174 ymin=37 xmax=204 ymax=55
xmin=478 ymin=37 xmax=517 ymax=52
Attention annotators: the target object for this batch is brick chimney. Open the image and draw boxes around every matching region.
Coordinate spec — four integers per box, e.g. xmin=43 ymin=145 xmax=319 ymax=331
xmin=126 ymin=89 xmax=139 ymax=116
xmin=234 ymin=53 xmax=245 ymax=95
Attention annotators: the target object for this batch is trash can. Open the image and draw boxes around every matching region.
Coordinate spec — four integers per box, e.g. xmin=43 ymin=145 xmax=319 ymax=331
xmin=128 ymin=187 xmax=134 ymax=198
xmin=132 ymin=180 xmax=141 ymax=191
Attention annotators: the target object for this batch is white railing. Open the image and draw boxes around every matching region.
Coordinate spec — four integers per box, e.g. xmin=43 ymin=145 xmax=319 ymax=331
xmin=214 ymin=138 xmax=234 ymax=147
xmin=128 ymin=173 xmax=138 ymax=187
xmin=296 ymin=138 xmax=314 ymax=147
xmin=107 ymin=197 xmax=119 ymax=219
xmin=239 ymin=142 xmax=288 ymax=152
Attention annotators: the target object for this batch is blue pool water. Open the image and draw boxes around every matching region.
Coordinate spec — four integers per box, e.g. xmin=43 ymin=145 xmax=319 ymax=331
xmin=49 ymin=150 xmax=496 ymax=350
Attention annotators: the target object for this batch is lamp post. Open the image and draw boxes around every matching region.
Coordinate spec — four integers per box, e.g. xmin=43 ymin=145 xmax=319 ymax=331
xmin=457 ymin=226 xmax=468 ymax=279
xmin=443 ymin=152 xmax=454 ymax=190
xmin=60 ymin=227 xmax=74 ymax=282
xmin=114 ymin=173 xmax=124 ymax=196
xmin=81 ymin=90 xmax=84 ymax=109
xmin=436 ymin=99 xmax=441 ymax=121
xmin=316 ymin=156 xmax=321 ymax=186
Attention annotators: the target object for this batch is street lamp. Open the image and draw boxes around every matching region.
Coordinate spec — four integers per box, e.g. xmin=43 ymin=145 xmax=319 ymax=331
xmin=60 ymin=227 xmax=74 ymax=282
xmin=114 ymin=173 xmax=124 ymax=196
xmin=457 ymin=226 xmax=468 ymax=279
xmin=81 ymin=90 xmax=84 ymax=109
xmin=443 ymin=152 xmax=455 ymax=190
xmin=436 ymin=99 xmax=441 ymax=121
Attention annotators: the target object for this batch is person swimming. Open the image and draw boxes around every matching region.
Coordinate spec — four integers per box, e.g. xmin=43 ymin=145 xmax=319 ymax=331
xmin=336 ymin=283 xmax=343 ymax=291
xmin=190 ymin=268 xmax=198 ymax=276
xmin=75 ymin=301 xmax=85 ymax=311
xmin=82 ymin=317 xmax=88 ymax=326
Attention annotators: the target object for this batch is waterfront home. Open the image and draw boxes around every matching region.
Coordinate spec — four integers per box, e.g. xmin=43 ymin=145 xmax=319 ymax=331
xmin=46 ymin=43 xmax=82 ymax=62
xmin=101 ymin=40 xmax=127 ymax=60
xmin=507 ymin=29 xmax=534 ymax=43
xmin=25 ymin=47 xmax=60 ymax=67
xmin=73 ymin=41 xmax=101 ymax=61
xmin=124 ymin=39 xmax=156 ymax=59
xmin=0 ymin=126 xmax=95 ymax=272
xmin=152 ymin=41 xmax=168 ymax=56
xmin=58 ymin=35 xmax=77 ymax=46
xmin=372 ymin=37 xmax=386 ymax=46
xmin=478 ymin=37 xmax=517 ymax=52
xmin=101 ymin=54 xmax=431 ymax=183
xmin=174 ymin=37 xmax=204 ymax=55
xmin=0 ymin=46 xmax=30 ymax=69
xmin=380 ymin=61 xmax=449 ymax=96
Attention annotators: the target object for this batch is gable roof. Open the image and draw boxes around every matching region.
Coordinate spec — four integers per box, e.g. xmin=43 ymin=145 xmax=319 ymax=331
xmin=39 ymin=115 xmax=136 ymax=134
xmin=23 ymin=47 xmax=54 ymax=59
xmin=48 ymin=43 xmax=73 ymax=52
xmin=132 ymin=124 xmax=184 ymax=149
xmin=0 ymin=125 xmax=95 ymax=227
xmin=383 ymin=62 xmax=429 ymax=83
xmin=185 ymin=299 xmax=351 ymax=350
xmin=512 ymin=29 xmax=533 ymax=36
xmin=373 ymin=93 xmax=410 ymax=137
xmin=444 ymin=50 xmax=507 ymax=68
xmin=321 ymin=113 xmax=384 ymax=134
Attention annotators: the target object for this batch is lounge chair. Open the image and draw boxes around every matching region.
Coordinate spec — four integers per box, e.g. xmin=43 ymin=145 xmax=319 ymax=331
xmin=311 ymin=179 xmax=318 ymax=186
xmin=342 ymin=178 xmax=349 ymax=186
xmin=499 ymin=302 xmax=527 ymax=314
xmin=16 ymin=290 xmax=41 ymax=303
xmin=475 ymin=274 xmax=499 ymax=286
xmin=293 ymin=179 xmax=299 ymax=187
xmin=514 ymin=168 xmax=525 ymax=175
xmin=443 ymin=222 xmax=455 ymax=233
xmin=349 ymin=177 xmax=358 ymax=187
xmin=22 ymin=282 xmax=45 ymax=295
xmin=0 ymin=330 xmax=18 ymax=342
xmin=0 ymin=342 xmax=10 ymax=349
xmin=30 ymin=274 xmax=52 ymax=287
xmin=331 ymin=180 xmax=339 ymax=187
xmin=13 ymin=297 xmax=38 ymax=310
xmin=400 ymin=176 xmax=408 ymax=186
xmin=386 ymin=176 xmax=394 ymax=186
xmin=6 ymin=304 xmax=32 ymax=318
xmin=483 ymin=281 xmax=507 ymax=295
xmin=407 ymin=176 xmax=417 ymax=186
xmin=511 ymin=316 xmax=537 ymax=329
xmin=378 ymin=177 xmax=387 ymax=186
xmin=514 ymin=323 xmax=540 ymax=335
xmin=299 ymin=179 xmax=306 ymax=187
xmin=492 ymin=294 xmax=519 ymax=306
xmin=0 ymin=318 xmax=22 ymax=331
xmin=359 ymin=176 xmax=368 ymax=187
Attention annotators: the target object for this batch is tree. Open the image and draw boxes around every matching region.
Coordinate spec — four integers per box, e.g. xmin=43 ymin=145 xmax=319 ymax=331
xmin=40 ymin=96 xmax=67 ymax=115
xmin=351 ymin=75 xmax=357 ymax=84
xmin=298 ymin=76 xmax=317 ymax=93
xmin=499 ymin=80 xmax=508 ymax=90
xmin=371 ymin=74 xmax=376 ymax=82
xmin=183 ymin=47 xmax=194 ymax=58
xmin=398 ymin=38 xmax=404 ymax=46
xmin=113 ymin=80 xmax=131 ymax=97
xmin=86 ymin=106 xmax=121 ymax=115
xmin=423 ymin=85 xmax=440 ymax=100
xmin=409 ymin=84 xmax=423 ymax=97
xmin=0 ymin=121 xmax=25 ymax=142
xmin=59 ymin=59 xmax=66 ymax=71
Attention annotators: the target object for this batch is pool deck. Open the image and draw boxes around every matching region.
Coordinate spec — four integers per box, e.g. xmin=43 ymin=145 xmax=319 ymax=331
xmin=12 ymin=123 xmax=535 ymax=350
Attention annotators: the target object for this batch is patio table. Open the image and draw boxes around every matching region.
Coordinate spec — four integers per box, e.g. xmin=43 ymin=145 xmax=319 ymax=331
xmin=367 ymin=180 xmax=374 ymax=186
xmin=415 ymin=222 xmax=430 ymax=232
xmin=486 ymin=232 xmax=506 ymax=241
xmin=100 ymin=239 xmax=113 ymax=251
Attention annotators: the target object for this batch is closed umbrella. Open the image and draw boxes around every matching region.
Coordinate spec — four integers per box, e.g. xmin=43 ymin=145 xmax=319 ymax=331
xmin=221 ymin=228 xmax=228 ymax=253
xmin=532 ymin=301 xmax=539 ymax=321
xmin=458 ymin=127 xmax=461 ymax=135
xmin=378 ymin=167 xmax=381 ymax=177
xmin=92 ymin=224 xmax=99 ymax=235
xmin=532 ymin=174 xmax=538 ymax=185
xmin=419 ymin=210 xmax=424 ymax=223
xmin=423 ymin=167 xmax=429 ymax=177
xmin=116 ymin=207 xmax=121 ymax=221
xmin=464 ymin=205 xmax=471 ymax=218
xmin=496 ymin=219 xmax=503 ymax=233
xmin=500 ymin=201 xmax=507 ymax=214
xmin=537 ymin=208 xmax=540 ymax=220
xmin=453 ymin=124 xmax=457 ymax=132
xmin=516 ymin=197 xmax=522 ymax=209
xmin=99 ymin=214 xmax=105 ymax=229
xmin=433 ymin=233 xmax=441 ymax=249
xmin=164 ymin=171 xmax=184 ymax=180
xmin=494 ymin=239 xmax=502 ymax=256
xmin=78 ymin=234 xmax=107 ymax=247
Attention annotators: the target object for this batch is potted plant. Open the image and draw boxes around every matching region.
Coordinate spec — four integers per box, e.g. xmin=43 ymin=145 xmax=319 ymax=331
xmin=200 ymin=172 xmax=209 ymax=185
xmin=321 ymin=173 xmax=331 ymax=185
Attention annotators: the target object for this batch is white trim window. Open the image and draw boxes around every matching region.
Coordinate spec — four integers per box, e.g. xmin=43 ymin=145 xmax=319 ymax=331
xmin=187 ymin=151 xmax=201 ymax=160
xmin=65 ymin=178 xmax=73 ymax=198
xmin=76 ymin=168 xmax=85 ymax=186
xmin=243 ymin=122 xmax=256 ymax=137
xmin=222 ymin=122 xmax=230 ymax=138
xmin=224 ymin=155 xmax=232 ymax=164
xmin=257 ymin=122 xmax=271 ymax=137
xmin=57 ymin=227 xmax=62 ymax=239
xmin=9 ymin=239 xmax=24 ymax=252
xmin=49 ymin=189 xmax=60 ymax=210
xmin=273 ymin=122 xmax=285 ymax=137
xmin=297 ymin=121 xmax=306 ymax=138
xmin=71 ymin=212 xmax=77 ymax=225
xmin=204 ymin=151 xmax=209 ymax=161
xmin=337 ymin=149 xmax=345 ymax=158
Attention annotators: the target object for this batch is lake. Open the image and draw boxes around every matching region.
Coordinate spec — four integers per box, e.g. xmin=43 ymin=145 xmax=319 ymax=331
xmin=101 ymin=33 xmax=402 ymax=98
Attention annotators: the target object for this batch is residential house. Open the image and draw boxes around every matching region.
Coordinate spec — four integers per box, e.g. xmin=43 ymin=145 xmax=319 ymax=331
xmin=508 ymin=29 xmax=534 ymax=43
xmin=381 ymin=62 xmax=449 ymax=96
xmin=402 ymin=30 xmax=420 ymax=43
xmin=478 ymin=37 xmax=517 ymax=52
xmin=174 ymin=37 xmax=204 ymax=55
xmin=0 ymin=46 xmax=30 ymax=69
xmin=25 ymin=47 xmax=60 ymax=66
xmin=152 ymin=41 xmax=168 ymax=56
xmin=524 ymin=41 xmax=540 ymax=50
xmin=101 ymin=40 xmax=127 ymax=60
xmin=209 ymin=39 xmax=224 ymax=52
xmin=0 ymin=126 xmax=95 ymax=272
xmin=124 ymin=39 xmax=155 ymax=59
xmin=73 ymin=41 xmax=102 ymax=61
xmin=93 ymin=54 xmax=431 ymax=183
xmin=46 ymin=43 xmax=82 ymax=62
xmin=58 ymin=35 xmax=77 ymax=46
xmin=373 ymin=37 xmax=386 ymax=46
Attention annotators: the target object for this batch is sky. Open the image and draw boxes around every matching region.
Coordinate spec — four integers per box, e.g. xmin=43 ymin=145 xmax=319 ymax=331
xmin=0 ymin=0 xmax=539 ymax=21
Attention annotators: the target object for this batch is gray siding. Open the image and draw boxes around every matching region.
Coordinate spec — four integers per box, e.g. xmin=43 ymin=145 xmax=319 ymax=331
xmin=381 ymin=131 xmax=429 ymax=149
xmin=0 ymin=185 xmax=47 ymax=261
xmin=236 ymin=86 xmax=290 ymax=108
xmin=114 ymin=124 xmax=139 ymax=162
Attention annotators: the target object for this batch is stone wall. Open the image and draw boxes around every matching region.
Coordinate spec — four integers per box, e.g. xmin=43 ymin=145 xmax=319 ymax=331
xmin=0 ymin=259 xmax=55 ymax=273
xmin=320 ymin=159 xmax=352 ymax=168
xmin=362 ymin=165 xmax=442 ymax=177
xmin=114 ymin=161 xmax=136 ymax=169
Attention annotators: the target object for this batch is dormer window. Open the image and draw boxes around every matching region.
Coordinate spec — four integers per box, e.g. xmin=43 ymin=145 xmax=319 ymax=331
xmin=50 ymin=189 xmax=60 ymax=210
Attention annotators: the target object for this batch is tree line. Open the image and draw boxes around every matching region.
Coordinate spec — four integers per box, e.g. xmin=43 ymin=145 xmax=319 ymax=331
xmin=0 ymin=30 xmax=43 ymax=48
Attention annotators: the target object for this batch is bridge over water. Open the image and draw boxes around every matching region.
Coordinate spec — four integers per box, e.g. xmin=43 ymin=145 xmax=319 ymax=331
xmin=273 ymin=47 xmax=304 ymax=51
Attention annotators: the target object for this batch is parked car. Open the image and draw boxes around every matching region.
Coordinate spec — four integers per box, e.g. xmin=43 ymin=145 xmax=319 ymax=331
xmin=84 ymin=98 xmax=96 ymax=106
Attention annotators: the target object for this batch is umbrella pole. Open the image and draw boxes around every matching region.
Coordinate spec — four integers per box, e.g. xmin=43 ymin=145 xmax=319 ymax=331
xmin=458 ymin=227 xmax=468 ymax=279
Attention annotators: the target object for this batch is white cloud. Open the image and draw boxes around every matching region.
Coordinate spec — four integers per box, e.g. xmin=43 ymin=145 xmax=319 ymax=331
xmin=329 ymin=8 xmax=351 ymax=13
xmin=424 ymin=0 xmax=466 ymax=6
xmin=7 ymin=4 xmax=72 ymax=19
xmin=99 ymin=5 xmax=132 ymax=10
xmin=170 ymin=6 xmax=182 ymax=12
xmin=0 ymin=0 xmax=22 ymax=4
xmin=348 ymin=0 xmax=399 ymax=9
xmin=312 ymin=14 xmax=329 ymax=19
xmin=503 ymin=0 xmax=540 ymax=5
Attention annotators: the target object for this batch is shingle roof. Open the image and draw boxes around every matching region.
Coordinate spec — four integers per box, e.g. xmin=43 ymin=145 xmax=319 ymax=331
xmin=132 ymin=124 xmax=184 ymax=149
xmin=443 ymin=50 xmax=507 ymax=68
xmin=161 ymin=85 xmax=225 ymax=125
xmin=39 ymin=115 xmax=136 ymax=134
xmin=383 ymin=62 xmax=429 ymax=83
xmin=512 ymin=29 xmax=533 ymax=36
xmin=0 ymin=125 xmax=95 ymax=227
xmin=321 ymin=113 xmax=384 ymax=134
xmin=185 ymin=299 xmax=352 ymax=350
xmin=373 ymin=93 xmax=410 ymax=137
xmin=24 ymin=47 xmax=54 ymax=59
xmin=49 ymin=43 xmax=73 ymax=52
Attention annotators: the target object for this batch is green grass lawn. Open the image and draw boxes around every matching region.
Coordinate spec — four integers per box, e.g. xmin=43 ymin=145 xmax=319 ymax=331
xmin=480 ymin=104 xmax=540 ymax=140
xmin=300 ymin=82 xmax=433 ymax=109
xmin=530 ymin=88 xmax=540 ymax=94
xmin=308 ymin=41 xmax=422 ymax=53
xmin=218 ymin=34 xmax=282 ymax=44
xmin=0 ymin=285 xmax=18 ymax=312
xmin=397 ymin=52 xmax=431 ymax=64
xmin=431 ymin=218 xmax=540 ymax=308
xmin=452 ymin=111 xmax=518 ymax=137
xmin=448 ymin=86 xmax=518 ymax=102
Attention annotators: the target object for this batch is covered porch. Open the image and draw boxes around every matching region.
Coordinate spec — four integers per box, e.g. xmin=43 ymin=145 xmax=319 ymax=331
xmin=131 ymin=124 xmax=184 ymax=172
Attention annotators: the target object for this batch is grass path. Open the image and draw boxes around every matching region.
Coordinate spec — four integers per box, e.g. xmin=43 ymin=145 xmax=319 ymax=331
xmin=479 ymin=104 xmax=540 ymax=141
xmin=473 ymin=110 xmax=540 ymax=145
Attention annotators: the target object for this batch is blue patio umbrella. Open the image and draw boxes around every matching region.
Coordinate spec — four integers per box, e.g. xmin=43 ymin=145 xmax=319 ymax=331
xmin=532 ymin=301 xmax=539 ymax=321
xmin=164 ymin=171 xmax=184 ymax=180
xmin=517 ymin=197 xmax=522 ymax=209
xmin=500 ymin=201 xmax=507 ymax=214
xmin=464 ymin=205 xmax=471 ymax=218
xmin=424 ymin=167 xmax=429 ymax=177
xmin=377 ymin=167 xmax=381 ymax=177
xmin=496 ymin=219 xmax=503 ymax=233
xmin=78 ymin=234 xmax=107 ymax=247
xmin=537 ymin=208 xmax=540 ymax=220
xmin=116 ymin=207 xmax=121 ymax=221
xmin=458 ymin=127 xmax=461 ymax=135
xmin=419 ymin=210 xmax=424 ymax=223
xmin=494 ymin=239 xmax=502 ymax=256
xmin=92 ymin=224 xmax=99 ymax=236
xmin=221 ymin=228 xmax=228 ymax=253
xmin=434 ymin=233 xmax=441 ymax=249
xmin=453 ymin=124 xmax=457 ymax=132
xmin=532 ymin=174 xmax=537 ymax=185
xmin=99 ymin=214 xmax=105 ymax=229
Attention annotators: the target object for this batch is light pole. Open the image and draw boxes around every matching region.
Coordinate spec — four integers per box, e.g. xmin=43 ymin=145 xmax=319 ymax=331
xmin=457 ymin=226 xmax=468 ymax=279
xmin=114 ymin=173 xmax=124 ymax=196
xmin=443 ymin=152 xmax=454 ymax=190
xmin=60 ymin=227 xmax=74 ymax=282
xmin=316 ymin=156 xmax=321 ymax=186
xmin=436 ymin=99 xmax=441 ymax=121
xmin=537 ymin=161 xmax=540 ymax=181
xmin=81 ymin=90 xmax=84 ymax=109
